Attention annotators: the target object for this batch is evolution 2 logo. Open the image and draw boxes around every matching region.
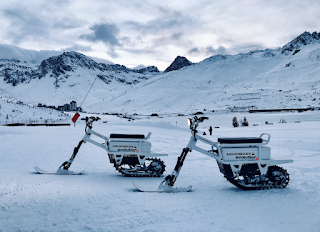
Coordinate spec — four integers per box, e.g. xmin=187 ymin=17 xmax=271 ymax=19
xmin=227 ymin=152 xmax=257 ymax=160
xmin=112 ymin=144 xmax=137 ymax=152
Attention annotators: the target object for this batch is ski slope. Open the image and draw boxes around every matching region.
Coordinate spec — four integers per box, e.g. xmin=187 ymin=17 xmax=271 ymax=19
xmin=0 ymin=111 xmax=319 ymax=232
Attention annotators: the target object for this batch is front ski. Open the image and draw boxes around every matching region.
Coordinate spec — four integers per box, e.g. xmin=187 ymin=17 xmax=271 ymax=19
xmin=133 ymin=182 xmax=192 ymax=192
xmin=34 ymin=166 xmax=84 ymax=175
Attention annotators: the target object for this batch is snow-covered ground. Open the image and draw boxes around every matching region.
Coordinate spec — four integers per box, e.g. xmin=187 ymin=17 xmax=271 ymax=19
xmin=0 ymin=96 xmax=71 ymax=124
xmin=1 ymin=111 xmax=319 ymax=232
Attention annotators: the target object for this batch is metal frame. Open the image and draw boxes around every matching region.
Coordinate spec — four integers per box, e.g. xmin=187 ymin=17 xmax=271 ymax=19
xmin=60 ymin=117 xmax=167 ymax=170
xmin=189 ymin=133 xmax=293 ymax=177
xmin=161 ymin=116 xmax=293 ymax=188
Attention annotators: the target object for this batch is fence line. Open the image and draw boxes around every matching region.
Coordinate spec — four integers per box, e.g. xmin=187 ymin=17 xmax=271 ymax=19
xmin=0 ymin=118 xmax=70 ymax=126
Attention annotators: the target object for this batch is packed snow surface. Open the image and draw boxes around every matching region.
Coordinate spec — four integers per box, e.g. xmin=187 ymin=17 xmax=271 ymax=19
xmin=0 ymin=111 xmax=319 ymax=232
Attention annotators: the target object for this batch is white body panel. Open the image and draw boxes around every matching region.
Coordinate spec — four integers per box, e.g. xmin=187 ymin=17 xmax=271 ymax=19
xmin=83 ymin=127 xmax=167 ymax=166
xmin=108 ymin=141 xmax=151 ymax=153
xmin=221 ymin=146 xmax=270 ymax=161
xmin=187 ymin=133 xmax=293 ymax=177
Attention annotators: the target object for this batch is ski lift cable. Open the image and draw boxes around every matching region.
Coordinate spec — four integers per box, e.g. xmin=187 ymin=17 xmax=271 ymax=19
xmin=79 ymin=77 xmax=97 ymax=109
xmin=72 ymin=77 xmax=97 ymax=123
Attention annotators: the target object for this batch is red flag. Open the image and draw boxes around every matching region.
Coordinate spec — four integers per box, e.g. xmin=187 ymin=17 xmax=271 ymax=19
xmin=72 ymin=112 xmax=80 ymax=123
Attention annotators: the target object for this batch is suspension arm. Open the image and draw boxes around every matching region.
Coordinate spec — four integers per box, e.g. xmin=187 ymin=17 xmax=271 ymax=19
xmin=163 ymin=147 xmax=190 ymax=186
xmin=60 ymin=140 xmax=85 ymax=170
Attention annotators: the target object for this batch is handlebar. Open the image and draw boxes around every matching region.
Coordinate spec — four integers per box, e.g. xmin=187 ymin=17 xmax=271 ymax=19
xmin=81 ymin=116 xmax=101 ymax=122
xmin=83 ymin=116 xmax=101 ymax=131
xmin=188 ymin=116 xmax=209 ymax=133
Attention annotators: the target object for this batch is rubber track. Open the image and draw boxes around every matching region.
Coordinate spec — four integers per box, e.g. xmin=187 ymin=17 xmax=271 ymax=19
xmin=114 ymin=158 xmax=165 ymax=177
xmin=225 ymin=166 xmax=290 ymax=190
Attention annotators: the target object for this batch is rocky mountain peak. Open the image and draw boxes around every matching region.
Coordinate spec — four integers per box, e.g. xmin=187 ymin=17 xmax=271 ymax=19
xmin=38 ymin=51 xmax=98 ymax=79
xmin=1 ymin=51 xmax=160 ymax=87
xmin=135 ymin=66 xmax=159 ymax=74
xmin=282 ymin=31 xmax=320 ymax=54
xmin=164 ymin=56 xmax=192 ymax=73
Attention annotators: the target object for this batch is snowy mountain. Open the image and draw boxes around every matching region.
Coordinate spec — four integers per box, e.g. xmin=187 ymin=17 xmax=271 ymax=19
xmin=99 ymin=31 xmax=320 ymax=114
xmin=1 ymin=51 xmax=160 ymax=87
xmin=0 ymin=31 xmax=319 ymax=120
xmin=0 ymin=59 xmax=38 ymax=86
xmin=0 ymin=51 xmax=160 ymax=121
xmin=281 ymin=31 xmax=320 ymax=54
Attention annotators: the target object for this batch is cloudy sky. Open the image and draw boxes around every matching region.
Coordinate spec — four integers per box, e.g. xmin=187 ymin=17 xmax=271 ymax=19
xmin=1 ymin=0 xmax=320 ymax=70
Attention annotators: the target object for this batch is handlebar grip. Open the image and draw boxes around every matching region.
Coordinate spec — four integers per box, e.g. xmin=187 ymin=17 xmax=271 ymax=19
xmin=87 ymin=116 xmax=101 ymax=121
xmin=199 ymin=117 xmax=209 ymax=122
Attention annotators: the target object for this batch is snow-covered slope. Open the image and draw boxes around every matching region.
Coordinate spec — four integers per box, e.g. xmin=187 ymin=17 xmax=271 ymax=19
xmin=0 ymin=32 xmax=319 ymax=117
xmin=0 ymin=51 xmax=160 ymax=120
xmin=101 ymin=32 xmax=320 ymax=114
xmin=0 ymin=96 xmax=70 ymax=125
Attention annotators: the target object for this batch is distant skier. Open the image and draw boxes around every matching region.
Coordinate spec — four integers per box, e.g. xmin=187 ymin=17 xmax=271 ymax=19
xmin=209 ymin=126 xmax=213 ymax=135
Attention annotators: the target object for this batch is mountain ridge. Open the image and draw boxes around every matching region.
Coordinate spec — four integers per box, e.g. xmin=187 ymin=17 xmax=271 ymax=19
xmin=1 ymin=51 xmax=160 ymax=87
xmin=0 ymin=31 xmax=319 ymax=116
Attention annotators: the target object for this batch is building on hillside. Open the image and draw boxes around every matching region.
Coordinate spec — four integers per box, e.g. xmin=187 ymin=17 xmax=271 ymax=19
xmin=57 ymin=106 xmax=64 ymax=111
xmin=63 ymin=104 xmax=70 ymax=111
xmin=70 ymin=101 xmax=77 ymax=111
xmin=56 ymin=101 xmax=78 ymax=112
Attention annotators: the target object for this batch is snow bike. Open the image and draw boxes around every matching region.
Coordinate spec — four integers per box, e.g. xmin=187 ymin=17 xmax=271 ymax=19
xmin=135 ymin=116 xmax=293 ymax=192
xmin=35 ymin=116 xmax=167 ymax=176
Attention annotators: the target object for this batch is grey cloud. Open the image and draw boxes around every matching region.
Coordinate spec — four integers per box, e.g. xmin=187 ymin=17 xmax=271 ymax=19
xmin=53 ymin=17 xmax=85 ymax=29
xmin=64 ymin=44 xmax=92 ymax=52
xmin=188 ymin=47 xmax=200 ymax=55
xmin=229 ymin=43 xmax=265 ymax=55
xmin=106 ymin=47 xmax=119 ymax=59
xmin=51 ymin=0 xmax=71 ymax=7
xmin=206 ymin=46 xmax=227 ymax=55
xmin=2 ymin=9 xmax=49 ymax=44
xmin=0 ymin=44 xmax=61 ymax=63
xmin=188 ymin=46 xmax=227 ymax=57
xmin=124 ymin=7 xmax=194 ymax=34
xmin=147 ymin=32 xmax=194 ymax=54
xmin=126 ymin=18 xmax=185 ymax=34
xmin=122 ymin=32 xmax=187 ymax=52
xmin=172 ymin=33 xmax=183 ymax=40
xmin=80 ymin=23 xmax=120 ymax=46
xmin=188 ymin=43 xmax=267 ymax=58
xmin=80 ymin=22 xmax=121 ymax=58
xmin=120 ymin=6 xmax=196 ymax=53
xmin=0 ymin=43 xmax=93 ymax=63
xmin=121 ymin=47 xmax=157 ymax=55
xmin=88 ymin=56 xmax=113 ymax=65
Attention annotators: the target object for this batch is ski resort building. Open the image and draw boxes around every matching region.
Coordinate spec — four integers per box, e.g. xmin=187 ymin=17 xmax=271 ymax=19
xmin=70 ymin=101 xmax=77 ymax=111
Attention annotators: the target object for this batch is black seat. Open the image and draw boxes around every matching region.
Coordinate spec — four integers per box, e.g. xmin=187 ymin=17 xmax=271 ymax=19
xmin=218 ymin=137 xmax=262 ymax=144
xmin=110 ymin=134 xmax=145 ymax=139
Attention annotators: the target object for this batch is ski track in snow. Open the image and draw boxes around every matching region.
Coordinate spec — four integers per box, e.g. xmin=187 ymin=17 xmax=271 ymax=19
xmin=0 ymin=112 xmax=320 ymax=232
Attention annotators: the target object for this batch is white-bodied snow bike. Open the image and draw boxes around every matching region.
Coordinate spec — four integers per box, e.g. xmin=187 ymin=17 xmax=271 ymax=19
xmin=135 ymin=116 xmax=293 ymax=192
xmin=35 ymin=116 xmax=167 ymax=176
